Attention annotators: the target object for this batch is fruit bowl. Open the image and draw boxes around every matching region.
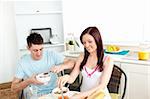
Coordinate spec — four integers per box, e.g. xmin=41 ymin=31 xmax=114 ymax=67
xmin=105 ymin=49 xmax=123 ymax=53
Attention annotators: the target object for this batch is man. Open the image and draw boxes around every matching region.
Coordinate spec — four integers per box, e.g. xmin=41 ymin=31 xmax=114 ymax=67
xmin=11 ymin=33 xmax=75 ymax=97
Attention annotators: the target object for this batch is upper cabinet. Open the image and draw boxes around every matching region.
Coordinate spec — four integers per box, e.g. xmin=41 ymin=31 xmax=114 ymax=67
xmin=15 ymin=0 xmax=64 ymax=50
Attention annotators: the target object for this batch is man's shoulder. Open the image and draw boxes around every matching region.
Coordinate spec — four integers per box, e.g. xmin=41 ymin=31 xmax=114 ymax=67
xmin=19 ymin=54 xmax=30 ymax=62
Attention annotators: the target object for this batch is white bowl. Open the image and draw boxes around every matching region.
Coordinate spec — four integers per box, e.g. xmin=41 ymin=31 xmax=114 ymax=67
xmin=36 ymin=73 xmax=51 ymax=85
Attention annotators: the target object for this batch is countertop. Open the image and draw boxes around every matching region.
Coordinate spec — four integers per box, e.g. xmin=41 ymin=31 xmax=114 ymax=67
xmin=63 ymin=51 xmax=150 ymax=65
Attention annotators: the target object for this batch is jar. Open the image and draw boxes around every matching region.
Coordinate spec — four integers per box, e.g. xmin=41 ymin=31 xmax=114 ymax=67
xmin=138 ymin=51 xmax=150 ymax=60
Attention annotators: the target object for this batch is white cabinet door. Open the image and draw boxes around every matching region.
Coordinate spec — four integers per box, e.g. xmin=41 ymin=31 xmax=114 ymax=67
xmin=121 ymin=63 xmax=149 ymax=99
xmin=15 ymin=1 xmax=64 ymax=50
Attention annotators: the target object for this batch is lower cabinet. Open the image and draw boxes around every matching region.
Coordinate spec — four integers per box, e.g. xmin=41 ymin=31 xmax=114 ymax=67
xmin=120 ymin=63 xmax=150 ymax=99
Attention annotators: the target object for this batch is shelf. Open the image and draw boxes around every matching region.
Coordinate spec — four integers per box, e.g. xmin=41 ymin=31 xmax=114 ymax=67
xmin=43 ymin=43 xmax=64 ymax=48
xmin=16 ymin=11 xmax=62 ymax=15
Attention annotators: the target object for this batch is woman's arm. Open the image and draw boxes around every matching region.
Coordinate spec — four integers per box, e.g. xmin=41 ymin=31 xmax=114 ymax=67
xmin=57 ymin=53 xmax=84 ymax=88
xmin=97 ymin=56 xmax=114 ymax=90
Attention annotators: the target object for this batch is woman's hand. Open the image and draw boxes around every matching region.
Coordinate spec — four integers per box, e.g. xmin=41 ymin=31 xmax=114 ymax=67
xmin=50 ymin=66 xmax=63 ymax=73
xmin=57 ymin=75 xmax=70 ymax=88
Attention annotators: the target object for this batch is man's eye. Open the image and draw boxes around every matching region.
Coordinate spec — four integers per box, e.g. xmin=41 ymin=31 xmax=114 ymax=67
xmin=33 ymin=50 xmax=38 ymax=52
xmin=40 ymin=48 xmax=43 ymax=51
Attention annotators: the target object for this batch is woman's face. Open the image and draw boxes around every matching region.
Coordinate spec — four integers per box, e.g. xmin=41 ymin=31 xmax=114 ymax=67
xmin=82 ymin=34 xmax=97 ymax=53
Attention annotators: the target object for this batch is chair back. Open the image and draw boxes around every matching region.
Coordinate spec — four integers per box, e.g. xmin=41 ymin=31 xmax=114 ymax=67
xmin=107 ymin=65 xmax=127 ymax=99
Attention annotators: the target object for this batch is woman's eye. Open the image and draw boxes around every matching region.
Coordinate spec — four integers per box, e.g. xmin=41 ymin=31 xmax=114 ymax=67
xmin=83 ymin=42 xmax=86 ymax=45
xmin=88 ymin=41 xmax=92 ymax=43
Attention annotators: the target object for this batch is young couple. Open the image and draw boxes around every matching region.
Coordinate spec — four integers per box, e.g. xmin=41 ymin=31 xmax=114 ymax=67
xmin=11 ymin=26 xmax=113 ymax=99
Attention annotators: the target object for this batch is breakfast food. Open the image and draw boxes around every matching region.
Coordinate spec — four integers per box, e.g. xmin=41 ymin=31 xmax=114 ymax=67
xmin=52 ymin=87 xmax=69 ymax=94
xmin=58 ymin=96 xmax=69 ymax=99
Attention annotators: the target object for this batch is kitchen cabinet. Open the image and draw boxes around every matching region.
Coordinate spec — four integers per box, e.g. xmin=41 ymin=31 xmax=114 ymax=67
xmin=14 ymin=0 xmax=64 ymax=50
xmin=120 ymin=63 xmax=150 ymax=99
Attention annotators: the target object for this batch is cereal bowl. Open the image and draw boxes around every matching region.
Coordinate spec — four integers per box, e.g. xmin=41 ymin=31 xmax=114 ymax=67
xmin=36 ymin=72 xmax=51 ymax=85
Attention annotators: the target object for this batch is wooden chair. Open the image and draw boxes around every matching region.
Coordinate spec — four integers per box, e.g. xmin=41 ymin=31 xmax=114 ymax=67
xmin=107 ymin=65 xmax=127 ymax=99
xmin=0 ymin=82 xmax=19 ymax=99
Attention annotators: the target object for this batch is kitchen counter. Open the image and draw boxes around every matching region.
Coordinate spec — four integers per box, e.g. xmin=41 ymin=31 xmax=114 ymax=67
xmin=63 ymin=51 xmax=150 ymax=65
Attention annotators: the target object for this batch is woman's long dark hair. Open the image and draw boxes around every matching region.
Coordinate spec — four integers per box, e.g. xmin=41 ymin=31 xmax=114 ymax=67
xmin=80 ymin=27 xmax=104 ymax=72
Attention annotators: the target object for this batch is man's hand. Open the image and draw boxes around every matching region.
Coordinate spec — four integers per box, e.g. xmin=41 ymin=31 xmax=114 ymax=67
xmin=50 ymin=66 xmax=63 ymax=73
xmin=28 ymin=74 xmax=44 ymax=85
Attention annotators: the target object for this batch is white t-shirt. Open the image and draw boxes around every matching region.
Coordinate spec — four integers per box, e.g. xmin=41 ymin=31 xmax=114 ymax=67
xmin=80 ymin=56 xmax=111 ymax=99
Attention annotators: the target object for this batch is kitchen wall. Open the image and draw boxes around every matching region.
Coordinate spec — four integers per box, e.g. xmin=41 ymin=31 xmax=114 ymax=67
xmin=0 ymin=1 xmax=19 ymax=83
xmin=63 ymin=0 xmax=150 ymax=49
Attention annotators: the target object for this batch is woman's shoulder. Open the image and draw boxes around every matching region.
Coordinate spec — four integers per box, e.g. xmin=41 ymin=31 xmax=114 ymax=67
xmin=103 ymin=55 xmax=114 ymax=67
xmin=103 ymin=55 xmax=113 ymax=62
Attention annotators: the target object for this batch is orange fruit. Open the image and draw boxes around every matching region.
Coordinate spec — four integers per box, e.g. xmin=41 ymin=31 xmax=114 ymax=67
xmin=58 ymin=96 xmax=69 ymax=99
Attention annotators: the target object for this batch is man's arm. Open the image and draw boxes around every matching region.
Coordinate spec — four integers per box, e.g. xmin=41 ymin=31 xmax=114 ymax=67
xmin=11 ymin=75 xmax=43 ymax=93
xmin=11 ymin=77 xmax=31 ymax=93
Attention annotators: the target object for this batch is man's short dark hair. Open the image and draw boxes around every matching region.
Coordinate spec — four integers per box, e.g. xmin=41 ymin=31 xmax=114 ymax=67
xmin=27 ymin=32 xmax=43 ymax=48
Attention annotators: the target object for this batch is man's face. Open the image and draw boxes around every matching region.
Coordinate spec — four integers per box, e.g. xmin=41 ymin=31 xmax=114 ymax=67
xmin=28 ymin=44 xmax=43 ymax=60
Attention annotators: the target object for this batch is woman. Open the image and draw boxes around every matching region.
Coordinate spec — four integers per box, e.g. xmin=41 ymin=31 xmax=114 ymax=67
xmin=58 ymin=27 xmax=114 ymax=98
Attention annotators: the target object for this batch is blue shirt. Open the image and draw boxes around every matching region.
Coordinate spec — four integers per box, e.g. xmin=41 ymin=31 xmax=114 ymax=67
xmin=15 ymin=50 xmax=64 ymax=95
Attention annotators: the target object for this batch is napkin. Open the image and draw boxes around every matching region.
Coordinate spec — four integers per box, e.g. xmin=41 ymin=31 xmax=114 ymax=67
xmin=87 ymin=90 xmax=105 ymax=99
